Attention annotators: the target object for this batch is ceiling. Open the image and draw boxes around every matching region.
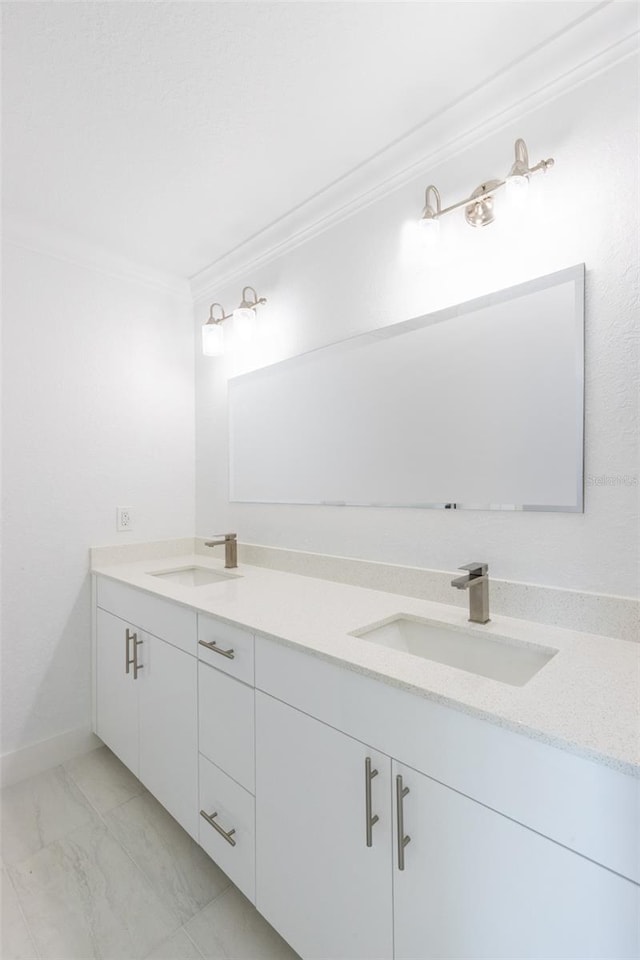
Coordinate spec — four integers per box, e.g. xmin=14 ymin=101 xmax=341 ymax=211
xmin=2 ymin=1 xmax=602 ymax=279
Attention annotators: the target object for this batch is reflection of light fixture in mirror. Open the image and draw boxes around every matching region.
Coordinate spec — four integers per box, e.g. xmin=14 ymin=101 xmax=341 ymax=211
xmin=233 ymin=286 xmax=267 ymax=341
xmin=419 ymin=138 xmax=554 ymax=235
xmin=419 ymin=185 xmax=441 ymax=246
xmin=202 ymin=302 xmax=230 ymax=357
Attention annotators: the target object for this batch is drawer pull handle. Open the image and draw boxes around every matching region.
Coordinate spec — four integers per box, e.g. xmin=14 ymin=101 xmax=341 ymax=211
xmin=125 ymin=629 xmax=136 ymax=675
xmin=396 ymin=774 xmax=410 ymax=871
xmin=199 ymin=639 xmax=235 ymax=660
xmin=200 ymin=809 xmax=237 ymax=846
xmin=365 ymin=757 xmax=379 ymax=848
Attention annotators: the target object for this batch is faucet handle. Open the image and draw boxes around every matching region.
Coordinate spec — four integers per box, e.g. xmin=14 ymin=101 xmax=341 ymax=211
xmin=458 ymin=562 xmax=488 ymax=576
xmin=210 ymin=533 xmax=236 ymax=540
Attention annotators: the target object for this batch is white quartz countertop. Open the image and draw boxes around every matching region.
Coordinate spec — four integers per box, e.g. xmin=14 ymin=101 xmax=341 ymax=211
xmin=92 ymin=551 xmax=640 ymax=777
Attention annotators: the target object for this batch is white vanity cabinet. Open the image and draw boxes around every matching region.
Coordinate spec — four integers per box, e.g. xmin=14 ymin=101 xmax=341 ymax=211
xmin=93 ymin=572 xmax=639 ymax=960
xmin=94 ymin=578 xmax=198 ymax=839
xmin=254 ymin=637 xmax=640 ymax=960
xmin=255 ymin=691 xmax=393 ymax=960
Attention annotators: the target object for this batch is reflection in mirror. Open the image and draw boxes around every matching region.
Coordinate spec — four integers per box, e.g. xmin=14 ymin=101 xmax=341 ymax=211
xmin=228 ymin=265 xmax=584 ymax=512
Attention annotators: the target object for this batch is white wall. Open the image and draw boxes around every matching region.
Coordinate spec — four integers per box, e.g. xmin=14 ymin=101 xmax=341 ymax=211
xmin=1 ymin=244 xmax=195 ymax=758
xmin=194 ymin=57 xmax=639 ymax=598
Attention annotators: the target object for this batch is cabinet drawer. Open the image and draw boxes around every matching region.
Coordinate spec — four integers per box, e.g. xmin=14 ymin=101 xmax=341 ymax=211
xmin=96 ymin=577 xmax=197 ymax=655
xmin=199 ymin=662 xmax=255 ymax=793
xmin=197 ymin=614 xmax=254 ymax=685
xmin=199 ymin=755 xmax=255 ymax=903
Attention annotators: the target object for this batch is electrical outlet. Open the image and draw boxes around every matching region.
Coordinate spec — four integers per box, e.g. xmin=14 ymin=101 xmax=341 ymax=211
xmin=116 ymin=507 xmax=133 ymax=532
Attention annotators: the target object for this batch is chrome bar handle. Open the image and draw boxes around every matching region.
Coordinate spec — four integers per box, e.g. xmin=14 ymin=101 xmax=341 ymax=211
xmin=199 ymin=809 xmax=237 ymax=846
xmin=396 ymin=774 xmax=411 ymax=871
xmin=198 ymin=639 xmax=235 ymax=660
xmin=132 ymin=635 xmax=143 ymax=679
xmin=125 ymin=629 xmax=136 ymax=675
xmin=365 ymin=757 xmax=379 ymax=847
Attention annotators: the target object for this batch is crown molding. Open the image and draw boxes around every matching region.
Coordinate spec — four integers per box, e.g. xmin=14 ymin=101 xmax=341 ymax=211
xmin=2 ymin=212 xmax=191 ymax=299
xmin=190 ymin=1 xmax=639 ymax=303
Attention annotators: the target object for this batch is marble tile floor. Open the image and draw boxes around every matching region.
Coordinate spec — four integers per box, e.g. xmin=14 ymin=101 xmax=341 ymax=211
xmin=1 ymin=746 xmax=300 ymax=960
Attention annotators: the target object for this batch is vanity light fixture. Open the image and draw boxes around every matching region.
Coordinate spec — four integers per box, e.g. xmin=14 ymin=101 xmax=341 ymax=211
xmin=420 ymin=138 xmax=554 ymax=234
xmin=202 ymin=286 xmax=267 ymax=356
xmin=202 ymin=302 xmax=231 ymax=357
xmin=233 ymin=286 xmax=267 ymax=341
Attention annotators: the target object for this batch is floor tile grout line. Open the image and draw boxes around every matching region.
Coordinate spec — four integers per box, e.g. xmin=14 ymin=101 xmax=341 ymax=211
xmin=63 ymin=766 xmax=149 ymax=819
xmin=2 ymin=863 xmax=42 ymax=960
xmin=200 ymin=877 xmax=234 ymax=911
xmin=181 ymin=924 xmax=207 ymax=959
xmin=183 ymin=885 xmax=242 ymax=960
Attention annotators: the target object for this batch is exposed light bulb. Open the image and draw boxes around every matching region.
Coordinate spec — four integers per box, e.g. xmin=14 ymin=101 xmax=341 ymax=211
xmin=202 ymin=323 xmax=224 ymax=357
xmin=233 ymin=306 xmax=257 ymax=341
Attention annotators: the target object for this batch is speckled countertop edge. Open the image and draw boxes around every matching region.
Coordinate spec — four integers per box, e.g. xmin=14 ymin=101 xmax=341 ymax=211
xmin=91 ymin=551 xmax=640 ymax=778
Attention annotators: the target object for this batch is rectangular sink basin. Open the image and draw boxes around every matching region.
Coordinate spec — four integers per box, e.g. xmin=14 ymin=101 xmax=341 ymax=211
xmin=149 ymin=565 xmax=241 ymax=587
xmin=351 ymin=616 xmax=557 ymax=687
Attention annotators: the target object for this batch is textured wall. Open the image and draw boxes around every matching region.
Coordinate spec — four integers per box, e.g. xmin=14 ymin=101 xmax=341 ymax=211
xmin=194 ymin=57 xmax=639 ymax=598
xmin=1 ymin=246 xmax=195 ymax=756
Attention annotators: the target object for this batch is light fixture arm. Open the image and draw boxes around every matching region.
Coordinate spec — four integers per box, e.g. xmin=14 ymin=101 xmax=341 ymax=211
xmin=239 ymin=286 xmax=267 ymax=311
xmin=438 ymin=188 xmax=506 ymax=218
xmin=205 ymin=302 xmax=232 ymax=325
xmin=422 ymin=185 xmax=442 ymax=219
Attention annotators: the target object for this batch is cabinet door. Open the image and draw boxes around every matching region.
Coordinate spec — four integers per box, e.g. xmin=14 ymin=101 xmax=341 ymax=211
xmin=255 ymin=691 xmax=393 ymax=960
xmin=392 ymin=761 xmax=640 ymax=960
xmin=95 ymin=608 xmax=138 ymax=774
xmin=138 ymin=634 xmax=198 ymax=839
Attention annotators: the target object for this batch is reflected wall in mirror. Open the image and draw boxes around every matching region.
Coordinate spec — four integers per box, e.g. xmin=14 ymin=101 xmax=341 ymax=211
xmin=228 ymin=265 xmax=584 ymax=512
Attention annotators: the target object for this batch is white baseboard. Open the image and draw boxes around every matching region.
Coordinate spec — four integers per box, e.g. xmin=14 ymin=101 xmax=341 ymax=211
xmin=1 ymin=727 xmax=103 ymax=788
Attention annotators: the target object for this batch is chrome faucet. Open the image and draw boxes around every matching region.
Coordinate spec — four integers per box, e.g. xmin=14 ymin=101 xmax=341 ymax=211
xmin=451 ymin=562 xmax=490 ymax=624
xmin=204 ymin=533 xmax=238 ymax=569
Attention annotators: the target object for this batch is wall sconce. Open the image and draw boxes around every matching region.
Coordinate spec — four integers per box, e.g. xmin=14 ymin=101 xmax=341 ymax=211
xmin=232 ymin=286 xmax=267 ymax=342
xmin=202 ymin=286 xmax=267 ymax=356
xmin=202 ymin=302 xmax=230 ymax=357
xmin=419 ymin=138 xmax=554 ymax=235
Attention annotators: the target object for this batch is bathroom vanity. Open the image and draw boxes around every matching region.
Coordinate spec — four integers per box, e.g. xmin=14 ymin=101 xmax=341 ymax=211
xmin=91 ymin=547 xmax=639 ymax=960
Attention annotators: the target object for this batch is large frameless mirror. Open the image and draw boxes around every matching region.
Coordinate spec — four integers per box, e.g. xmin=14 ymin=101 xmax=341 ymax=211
xmin=228 ymin=265 xmax=584 ymax=512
